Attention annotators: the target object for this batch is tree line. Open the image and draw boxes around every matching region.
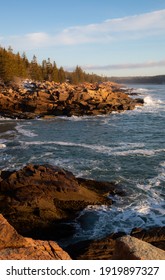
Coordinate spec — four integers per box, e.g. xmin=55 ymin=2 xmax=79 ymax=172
xmin=0 ymin=46 xmax=108 ymax=84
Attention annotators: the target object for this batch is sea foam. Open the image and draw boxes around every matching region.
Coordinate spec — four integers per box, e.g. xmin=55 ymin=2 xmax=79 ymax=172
xmin=16 ymin=124 xmax=38 ymax=137
xmin=0 ymin=143 xmax=6 ymax=149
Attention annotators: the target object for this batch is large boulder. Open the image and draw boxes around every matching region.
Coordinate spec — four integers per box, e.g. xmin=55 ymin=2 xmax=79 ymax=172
xmin=0 ymin=214 xmax=71 ymax=260
xmin=112 ymin=235 xmax=165 ymax=260
xmin=0 ymin=164 xmax=121 ymax=240
xmin=65 ymin=227 xmax=165 ymax=260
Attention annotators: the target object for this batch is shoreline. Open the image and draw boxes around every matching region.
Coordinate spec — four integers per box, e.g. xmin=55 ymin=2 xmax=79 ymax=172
xmin=0 ymin=82 xmax=164 ymax=259
xmin=0 ymin=81 xmax=144 ymax=119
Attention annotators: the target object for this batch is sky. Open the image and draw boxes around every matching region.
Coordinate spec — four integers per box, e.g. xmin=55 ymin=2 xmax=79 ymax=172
xmin=0 ymin=0 xmax=165 ymax=77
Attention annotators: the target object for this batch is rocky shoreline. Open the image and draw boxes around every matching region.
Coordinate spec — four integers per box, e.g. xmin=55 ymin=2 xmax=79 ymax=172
xmin=0 ymin=81 xmax=164 ymax=259
xmin=0 ymin=80 xmax=144 ymax=119
xmin=0 ymin=164 xmax=165 ymax=260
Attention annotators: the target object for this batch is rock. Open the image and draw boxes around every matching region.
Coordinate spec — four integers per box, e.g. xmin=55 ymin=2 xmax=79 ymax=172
xmin=0 ymin=164 xmax=121 ymax=240
xmin=112 ymin=235 xmax=165 ymax=260
xmin=65 ymin=233 xmax=124 ymax=260
xmin=131 ymin=226 xmax=165 ymax=251
xmin=0 ymin=214 xmax=71 ymax=260
xmin=0 ymin=81 xmax=143 ymax=119
xmin=134 ymin=98 xmax=144 ymax=105
xmin=58 ymin=91 xmax=69 ymax=102
xmin=65 ymin=227 xmax=165 ymax=260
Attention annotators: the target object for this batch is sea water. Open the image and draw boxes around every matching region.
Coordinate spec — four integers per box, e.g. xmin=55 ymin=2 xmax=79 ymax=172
xmin=0 ymin=84 xmax=165 ymax=244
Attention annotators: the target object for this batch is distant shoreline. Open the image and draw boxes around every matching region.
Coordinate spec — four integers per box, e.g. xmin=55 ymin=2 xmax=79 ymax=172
xmin=110 ymin=75 xmax=165 ymax=84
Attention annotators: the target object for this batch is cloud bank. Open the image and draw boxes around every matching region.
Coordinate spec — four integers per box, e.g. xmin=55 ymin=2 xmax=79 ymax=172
xmin=81 ymin=60 xmax=165 ymax=71
xmin=1 ymin=9 xmax=165 ymax=49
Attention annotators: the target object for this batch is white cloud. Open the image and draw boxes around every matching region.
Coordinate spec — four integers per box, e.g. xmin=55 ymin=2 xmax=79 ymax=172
xmin=25 ymin=33 xmax=49 ymax=44
xmin=81 ymin=60 xmax=165 ymax=71
xmin=52 ymin=9 xmax=165 ymax=45
xmin=0 ymin=9 xmax=165 ymax=49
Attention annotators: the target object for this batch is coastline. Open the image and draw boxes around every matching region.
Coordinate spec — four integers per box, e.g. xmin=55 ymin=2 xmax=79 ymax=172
xmin=0 ymin=81 xmax=143 ymax=119
xmin=0 ymin=81 xmax=164 ymax=259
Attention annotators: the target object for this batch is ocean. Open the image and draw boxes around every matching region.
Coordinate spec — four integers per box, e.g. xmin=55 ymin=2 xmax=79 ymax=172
xmin=0 ymin=84 xmax=165 ymax=244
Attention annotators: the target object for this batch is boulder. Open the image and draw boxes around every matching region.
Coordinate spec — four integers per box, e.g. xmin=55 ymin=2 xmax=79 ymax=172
xmin=0 ymin=164 xmax=122 ymax=240
xmin=0 ymin=214 xmax=71 ymax=260
xmin=112 ymin=235 xmax=165 ymax=260
xmin=131 ymin=226 xmax=165 ymax=250
xmin=58 ymin=91 xmax=69 ymax=102
xmin=65 ymin=227 xmax=165 ymax=260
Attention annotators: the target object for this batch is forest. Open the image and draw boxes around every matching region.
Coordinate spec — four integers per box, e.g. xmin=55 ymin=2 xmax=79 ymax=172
xmin=0 ymin=46 xmax=108 ymax=84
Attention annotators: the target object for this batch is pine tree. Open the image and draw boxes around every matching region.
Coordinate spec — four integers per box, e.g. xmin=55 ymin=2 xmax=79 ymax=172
xmin=52 ymin=61 xmax=59 ymax=82
xmin=0 ymin=47 xmax=5 ymax=81
xmin=30 ymin=55 xmax=42 ymax=80
xmin=71 ymin=66 xmax=85 ymax=84
xmin=58 ymin=67 xmax=66 ymax=83
xmin=0 ymin=45 xmax=109 ymax=84
xmin=46 ymin=58 xmax=53 ymax=81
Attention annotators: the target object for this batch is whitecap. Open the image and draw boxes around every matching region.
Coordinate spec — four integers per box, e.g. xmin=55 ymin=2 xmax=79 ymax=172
xmin=16 ymin=124 xmax=38 ymax=137
xmin=19 ymin=140 xmax=163 ymax=157
xmin=144 ymin=95 xmax=162 ymax=106
xmin=114 ymin=148 xmax=165 ymax=157
xmin=0 ymin=143 xmax=6 ymax=149
xmin=131 ymin=87 xmax=155 ymax=94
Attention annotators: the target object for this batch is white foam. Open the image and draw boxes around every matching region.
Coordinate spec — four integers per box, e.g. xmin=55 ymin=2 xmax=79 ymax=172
xmin=144 ymin=95 xmax=162 ymax=106
xmin=16 ymin=124 xmax=38 ymax=137
xmin=114 ymin=148 xmax=165 ymax=156
xmin=56 ymin=115 xmax=92 ymax=122
xmin=132 ymin=87 xmax=155 ymax=94
xmin=0 ymin=143 xmax=6 ymax=149
xmin=134 ymin=87 xmax=147 ymax=93
xmin=159 ymin=161 xmax=165 ymax=167
xmin=73 ymin=193 xmax=165 ymax=241
xmin=19 ymin=140 xmax=164 ymax=157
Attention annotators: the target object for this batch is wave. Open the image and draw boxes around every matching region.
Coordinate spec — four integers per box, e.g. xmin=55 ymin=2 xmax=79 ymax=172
xmin=16 ymin=124 xmax=38 ymax=137
xmin=71 ymin=174 xmax=165 ymax=242
xmin=19 ymin=140 xmax=165 ymax=157
xmin=144 ymin=95 xmax=163 ymax=106
xmin=73 ymin=198 xmax=165 ymax=241
xmin=114 ymin=148 xmax=165 ymax=156
xmin=0 ymin=117 xmax=13 ymax=121
xmin=132 ymin=87 xmax=149 ymax=94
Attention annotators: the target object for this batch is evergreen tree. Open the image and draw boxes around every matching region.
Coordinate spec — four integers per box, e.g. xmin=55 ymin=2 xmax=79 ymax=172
xmin=58 ymin=67 xmax=66 ymax=83
xmin=46 ymin=58 xmax=53 ymax=81
xmin=41 ymin=59 xmax=47 ymax=80
xmin=71 ymin=66 xmax=85 ymax=84
xmin=22 ymin=52 xmax=30 ymax=69
xmin=0 ymin=47 xmax=6 ymax=81
xmin=29 ymin=55 xmax=42 ymax=80
xmin=0 ymin=45 xmax=109 ymax=84
xmin=52 ymin=61 xmax=59 ymax=82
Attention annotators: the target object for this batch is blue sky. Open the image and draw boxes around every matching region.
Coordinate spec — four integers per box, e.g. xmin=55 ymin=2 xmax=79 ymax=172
xmin=0 ymin=0 xmax=165 ymax=76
